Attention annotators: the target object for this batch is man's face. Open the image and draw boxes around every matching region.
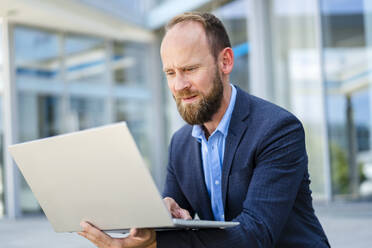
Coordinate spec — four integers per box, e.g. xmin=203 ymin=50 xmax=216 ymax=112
xmin=160 ymin=22 xmax=224 ymax=125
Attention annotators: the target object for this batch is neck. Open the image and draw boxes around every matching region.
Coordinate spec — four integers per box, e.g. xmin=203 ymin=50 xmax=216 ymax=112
xmin=203 ymin=84 xmax=232 ymax=138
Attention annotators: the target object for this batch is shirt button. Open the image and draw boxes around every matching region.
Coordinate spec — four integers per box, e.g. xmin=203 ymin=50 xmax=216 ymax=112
xmin=215 ymin=180 xmax=220 ymax=185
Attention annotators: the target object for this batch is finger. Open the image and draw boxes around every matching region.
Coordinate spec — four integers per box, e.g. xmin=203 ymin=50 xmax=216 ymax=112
xmin=176 ymin=209 xmax=186 ymax=219
xmin=79 ymin=230 xmax=111 ymax=248
xmin=130 ymin=228 xmax=138 ymax=237
xmin=80 ymin=222 xmax=113 ymax=247
xmin=163 ymin=197 xmax=174 ymax=211
xmin=128 ymin=229 xmax=156 ymax=245
xmin=130 ymin=228 xmax=147 ymax=240
xmin=181 ymin=209 xmax=192 ymax=220
xmin=170 ymin=203 xmax=183 ymax=217
xmin=163 ymin=197 xmax=191 ymax=219
xmin=164 ymin=198 xmax=179 ymax=218
xmin=171 ymin=209 xmax=181 ymax=218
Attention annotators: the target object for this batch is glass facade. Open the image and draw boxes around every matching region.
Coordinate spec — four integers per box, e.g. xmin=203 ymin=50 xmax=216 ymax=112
xmin=111 ymin=40 xmax=153 ymax=169
xmin=12 ymin=25 xmax=153 ymax=215
xmin=0 ymin=94 xmax=3 ymax=218
xmin=69 ymin=97 xmax=106 ymax=130
xmin=112 ymin=41 xmax=148 ymax=86
xmin=0 ymin=22 xmax=4 ymax=217
xmin=65 ymin=35 xmax=106 ymax=86
xmin=270 ymin=0 xmax=327 ymax=196
xmin=321 ymin=0 xmax=372 ymax=198
xmin=115 ymin=98 xmax=152 ymax=166
xmin=15 ymin=27 xmax=61 ymax=213
xmin=2 ymin=0 xmax=372 ymax=219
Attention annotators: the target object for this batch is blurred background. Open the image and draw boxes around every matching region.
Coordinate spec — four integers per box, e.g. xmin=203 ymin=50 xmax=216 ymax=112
xmin=0 ymin=0 xmax=371 ymax=247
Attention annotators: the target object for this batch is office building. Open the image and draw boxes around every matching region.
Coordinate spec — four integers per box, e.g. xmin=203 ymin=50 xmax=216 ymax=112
xmin=0 ymin=0 xmax=371 ymax=219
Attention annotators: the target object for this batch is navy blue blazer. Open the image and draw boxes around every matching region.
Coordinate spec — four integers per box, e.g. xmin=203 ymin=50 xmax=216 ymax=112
xmin=157 ymin=87 xmax=330 ymax=248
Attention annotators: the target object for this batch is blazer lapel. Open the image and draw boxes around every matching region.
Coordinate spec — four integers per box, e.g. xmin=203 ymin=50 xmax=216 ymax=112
xmin=221 ymin=87 xmax=250 ymax=212
xmin=192 ymin=139 xmax=214 ymax=220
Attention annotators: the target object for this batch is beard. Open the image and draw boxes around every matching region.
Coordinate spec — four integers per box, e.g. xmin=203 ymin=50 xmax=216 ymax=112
xmin=174 ymin=69 xmax=224 ymax=125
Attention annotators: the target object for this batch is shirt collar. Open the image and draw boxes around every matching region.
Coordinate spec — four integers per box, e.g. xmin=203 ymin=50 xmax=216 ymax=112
xmin=192 ymin=84 xmax=237 ymax=141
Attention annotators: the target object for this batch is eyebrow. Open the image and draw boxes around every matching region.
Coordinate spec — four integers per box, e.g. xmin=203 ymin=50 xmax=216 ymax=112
xmin=163 ymin=64 xmax=201 ymax=72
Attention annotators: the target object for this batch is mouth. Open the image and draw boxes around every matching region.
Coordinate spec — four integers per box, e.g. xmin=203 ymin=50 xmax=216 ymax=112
xmin=182 ymin=95 xmax=198 ymax=103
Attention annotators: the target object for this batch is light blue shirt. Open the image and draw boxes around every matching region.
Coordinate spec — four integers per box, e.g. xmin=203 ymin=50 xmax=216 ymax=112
xmin=191 ymin=84 xmax=237 ymax=221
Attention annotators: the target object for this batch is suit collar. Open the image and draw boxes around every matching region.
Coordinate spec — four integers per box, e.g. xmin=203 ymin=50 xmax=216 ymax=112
xmin=191 ymin=139 xmax=215 ymax=220
xmin=189 ymin=86 xmax=251 ymax=220
xmin=221 ymin=86 xmax=251 ymax=212
xmin=229 ymin=86 xmax=251 ymax=129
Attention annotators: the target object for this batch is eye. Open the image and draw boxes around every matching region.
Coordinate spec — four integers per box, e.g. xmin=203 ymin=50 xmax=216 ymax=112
xmin=185 ymin=66 xmax=197 ymax=72
xmin=165 ymin=71 xmax=175 ymax=76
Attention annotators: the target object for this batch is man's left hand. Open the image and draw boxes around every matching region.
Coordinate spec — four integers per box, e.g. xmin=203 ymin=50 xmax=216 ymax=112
xmin=78 ymin=221 xmax=156 ymax=248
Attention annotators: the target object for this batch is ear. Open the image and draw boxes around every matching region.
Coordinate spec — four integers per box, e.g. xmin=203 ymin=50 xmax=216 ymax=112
xmin=218 ymin=47 xmax=234 ymax=75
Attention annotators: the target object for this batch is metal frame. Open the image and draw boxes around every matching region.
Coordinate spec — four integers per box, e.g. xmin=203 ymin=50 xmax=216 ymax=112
xmin=2 ymin=18 xmax=21 ymax=218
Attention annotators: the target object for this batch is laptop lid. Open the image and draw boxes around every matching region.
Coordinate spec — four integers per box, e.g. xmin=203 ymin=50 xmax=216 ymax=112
xmin=8 ymin=122 xmax=174 ymax=232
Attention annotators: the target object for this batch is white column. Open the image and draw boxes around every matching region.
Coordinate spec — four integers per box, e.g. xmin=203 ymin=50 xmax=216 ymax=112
xmin=1 ymin=18 xmax=21 ymax=218
xmin=149 ymin=40 xmax=167 ymax=190
xmin=59 ymin=33 xmax=73 ymax=132
xmin=104 ymin=40 xmax=114 ymax=124
xmin=248 ymin=0 xmax=274 ymax=101
xmin=315 ymin=0 xmax=332 ymax=202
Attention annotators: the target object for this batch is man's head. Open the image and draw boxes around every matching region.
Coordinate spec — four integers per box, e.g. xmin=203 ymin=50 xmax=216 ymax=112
xmin=160 ymin=12 xmax=234 ymax=125
xmin=165 ymin=12 xmax=231 ymax=62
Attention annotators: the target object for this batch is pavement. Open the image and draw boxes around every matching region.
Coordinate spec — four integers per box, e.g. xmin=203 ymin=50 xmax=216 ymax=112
xmin=0 ymin=201 xmax=371 ymax=248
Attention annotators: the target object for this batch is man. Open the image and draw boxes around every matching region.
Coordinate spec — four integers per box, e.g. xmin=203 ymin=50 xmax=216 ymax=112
xmin=79 ymin=12 xmax=330 ymax=248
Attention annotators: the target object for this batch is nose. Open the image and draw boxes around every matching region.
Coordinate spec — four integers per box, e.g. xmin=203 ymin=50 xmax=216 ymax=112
xmin=174 ymin=73 xmax=191 ymax=92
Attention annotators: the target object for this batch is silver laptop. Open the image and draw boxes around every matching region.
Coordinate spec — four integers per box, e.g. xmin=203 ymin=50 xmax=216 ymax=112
xmin=8 ymin=122 xmax=239 ymax=233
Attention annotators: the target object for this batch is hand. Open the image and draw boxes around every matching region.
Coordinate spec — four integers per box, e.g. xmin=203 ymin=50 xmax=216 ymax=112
xmin=163 ymin=197 xmax=192 ymax=220
xmin=78 ymin=221 xmax=156 ymax=248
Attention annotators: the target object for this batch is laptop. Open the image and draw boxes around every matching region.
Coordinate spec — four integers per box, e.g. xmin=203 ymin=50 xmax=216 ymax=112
xmin=8 ymin=122 xmax=239 ymax=233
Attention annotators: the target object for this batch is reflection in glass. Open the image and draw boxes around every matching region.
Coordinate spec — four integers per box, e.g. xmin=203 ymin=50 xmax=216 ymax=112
xmin=352 ymin=90 xmax=370 ymax=152
xmin=14 ymin=26 xmax=64 ymax=214
xmin=112 ymin=41 xmax=147 ymax=86
xmin=321 ymin=0 xmax=369 ymax=198
xmin=0 ymin=24 xmax=4 ymax=217
xmin=65 ymin=35 xmax=105 ymax=84
xmin=115 ymin=99 xmax=151 ymax=168
xmin=18 ymin=93 xmax=63 ymax=213
xmin=0 ymin=96 xmax=4 ymax=217
xmin=10 ymin=25 xmax=156 ymax=217
xmin=271 ymin=0 xmax=326 ymax=196
xmin=18 ymin=93 xmax=63 ymax=142
xmin=0 ymin=23 xmax=2 ymax=79
xmin=69 ymin=97 xmax=106 ymax=131
xmin=14 ymin=27 xmax=60 ymax=83
xmin=214 ymin=0 xmax=249 ymax=91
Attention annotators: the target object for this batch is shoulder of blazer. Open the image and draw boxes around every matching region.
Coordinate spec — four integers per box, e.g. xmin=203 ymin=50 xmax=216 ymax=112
xmin=234 ymin=86 xmax=302 ymax=126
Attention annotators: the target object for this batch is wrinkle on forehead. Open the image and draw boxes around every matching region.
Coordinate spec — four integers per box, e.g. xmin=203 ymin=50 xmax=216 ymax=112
xmin=160 ymin=22 xmax=212 ymax=69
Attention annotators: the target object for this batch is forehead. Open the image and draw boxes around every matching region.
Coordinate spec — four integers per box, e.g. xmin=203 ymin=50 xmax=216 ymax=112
xmin=160 ymin=22 xmax=213 ymax=68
